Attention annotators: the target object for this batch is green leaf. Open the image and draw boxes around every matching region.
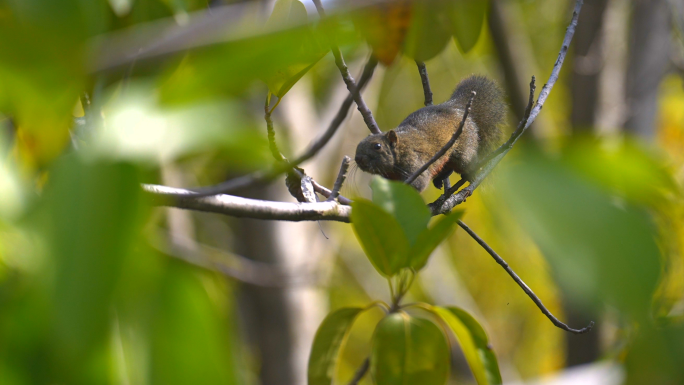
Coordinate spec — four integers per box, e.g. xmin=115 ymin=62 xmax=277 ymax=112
xmin=624 ymin=324 xmax=684 ymax=385
xmin=496 ymin=144 xmax=661 ymax=320
xmin=409 ymin=210 xmax=464 ymax=271
xmin=160 ymin=21 xmax=333 ymax=104
xmin=403 ymin=1 xmax=452 ymax=62
xmin=371 ymin=177 xmax=431 ymax=246
xmin=40 ymin=156 xmax=145 ymax=379
xmin=266 ymin=0 xmax=308 ymax=28
xmin=308 ymin=307 xmax=366 ymax=385
xmin=351 ymin=199 xmax=410 ymax=277
xmin=93 ymin=83 xmax=270 ymax=168
xmin=150 ymin=262 xmax=239 ymax=385
xmin=447 ymin=0 xmax=489 ymax=54
xmin=371 ymin=312 xmax=450 ymax=385
xmin=441 ymin=307 xmax=502 ymax=385
xmin=560 ymin=137 xmax=678 ymax=207
xmin=263 ymin=0 xmax=326 ymax=98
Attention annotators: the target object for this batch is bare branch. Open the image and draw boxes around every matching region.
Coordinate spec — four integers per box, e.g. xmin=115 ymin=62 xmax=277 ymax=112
xmin=312 ymin=179 xmax=352 ymax=205
xmin=404 ymin=91 xmax=475 ymax=185
xmin=431 ymin=0 xmax=583 ymax=215
xmin=457 ymin=220 xmax=594 ymax=334
xmin=327 ymin=156 xmax=351 ymax=202
xmin=416 ymin=61 xmax=433 ymax=106
xmin=293 ymin=56 xmax=379 ymax=165
xmin=311 ymin=0 xmax=381 ymax=134
xmin=144 ymin=184 xmax=351 ymax=222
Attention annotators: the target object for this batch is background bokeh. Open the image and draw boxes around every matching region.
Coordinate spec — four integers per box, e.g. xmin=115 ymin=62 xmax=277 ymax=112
xmin=0 ymin=0 xmax=683 ymax=384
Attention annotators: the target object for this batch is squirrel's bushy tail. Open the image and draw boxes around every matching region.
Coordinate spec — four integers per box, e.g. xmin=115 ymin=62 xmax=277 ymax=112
xmin=450 ymin=75 xmax=506 ymax=153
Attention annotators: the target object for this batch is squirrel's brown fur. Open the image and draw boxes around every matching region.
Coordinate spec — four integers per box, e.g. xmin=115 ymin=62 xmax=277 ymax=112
xmin=354 ymin=75 xmax=506 ymax=192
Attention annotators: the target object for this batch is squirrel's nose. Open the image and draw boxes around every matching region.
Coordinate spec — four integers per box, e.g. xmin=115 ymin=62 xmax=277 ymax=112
xmin=354 ymin=154 xmax=364 ymax=166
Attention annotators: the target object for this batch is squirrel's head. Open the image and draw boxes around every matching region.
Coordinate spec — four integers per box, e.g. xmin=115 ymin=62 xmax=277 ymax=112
xmin=354 ymin=130 xmax=398 ymax=176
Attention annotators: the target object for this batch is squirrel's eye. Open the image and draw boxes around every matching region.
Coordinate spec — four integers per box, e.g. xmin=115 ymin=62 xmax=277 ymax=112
xmin=373 ymin=143 xmax=382 ymax=150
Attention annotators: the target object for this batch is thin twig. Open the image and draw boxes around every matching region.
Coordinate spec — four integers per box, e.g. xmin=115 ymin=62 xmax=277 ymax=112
xmin=404 ymin=92 xmax=475 ymax=185
xmin=143 ymin=184 xmax=351 ymax=222
xmin=431 ymin=0 xmax=583 ymax=215
xmin=312 ymin=179 xmax=352 ymax=205
xmin=457 ymin=220 xmax=594 ymax=334
xmin=348 ymin=358 xmax=370 ymax=385
xmin=157 ymin=56 xmax=377 ymax=198
xmin=478 ymin=76 xmax=536 ymax=168
xmin=416 ymin=61 xmax=433 ymax=106
xmin=311 ymin=0 xmax=381 ymax=134
xmin=293 ymin=56 xmax=378 ymax=165
xmin=327 ymin=156 xmax=351 ymax=201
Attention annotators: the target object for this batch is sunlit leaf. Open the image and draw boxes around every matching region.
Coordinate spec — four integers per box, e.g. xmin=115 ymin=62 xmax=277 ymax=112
xmin=351 ymin=199 xmax=410 ymax=277
xmin=160 ymin=23 xmax=332 ymax=104
xmin=371 ymin=312 xmax=449 ymax=385
xmin=370 ymin=177 xmax=431 ymax=246
xmin=263 ymin=0 xmax=326 ymax=98
xmin=409 ymin=210 xmax=463 ymax=271
xmin=437 ymin=306 xmax=502 ymax=385
xmin=448 ymin=0 xmax=489 ymax=54
xmin=93 ymin=83 xmax=270 ymax=168
xmin=403 ymin=1 xmax=452 ymax=62
xmin=308 ymin=307 xmax=366 ymax=385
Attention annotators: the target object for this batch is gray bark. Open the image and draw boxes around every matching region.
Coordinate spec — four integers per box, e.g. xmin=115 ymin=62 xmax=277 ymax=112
xmin=623 ymin=0 xmax=672 ymax=139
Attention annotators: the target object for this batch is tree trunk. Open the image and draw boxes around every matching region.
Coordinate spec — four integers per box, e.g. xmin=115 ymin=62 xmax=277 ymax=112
xmin=623 ymin=0 xmax=672 ymax=139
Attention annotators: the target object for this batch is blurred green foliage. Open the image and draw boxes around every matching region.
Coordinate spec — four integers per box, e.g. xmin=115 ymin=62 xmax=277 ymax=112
xmin=0 ymin=0 xmax=682 ymax=384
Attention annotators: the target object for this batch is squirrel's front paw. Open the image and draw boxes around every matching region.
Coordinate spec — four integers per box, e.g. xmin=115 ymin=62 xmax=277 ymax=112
xmin=433 ymin=178 xmax=443 ymax=189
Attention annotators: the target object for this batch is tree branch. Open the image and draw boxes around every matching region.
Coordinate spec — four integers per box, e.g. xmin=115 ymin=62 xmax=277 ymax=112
xmin=457 ymin=220 xmax=594 ymax=334
xmin=327 ymin=156 xmax=351 ymax=202
xmin=416 ymin=61 xmax=433 ymax=106
xmin=293 ymin=56 xmax=378 ymax=165
xmin=144 ymin=184 xmax=351 ymax=222
xmin=158 ymin=55 xmax=377 ymax=198
xmin=311 ymin=0 xmax=381 ymax=134
xmin=431 ymin=0 xmax=583 ymax=215
xmin=404 ymin=91 xmax=475 ymax=185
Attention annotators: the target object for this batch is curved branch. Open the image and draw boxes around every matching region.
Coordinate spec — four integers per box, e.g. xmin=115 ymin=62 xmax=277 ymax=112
xmin=311 ymin=0 xmax=381 ymax=134
xmin=457 ymin=220 xmax=594 ymax=334
xmin=144 ymin=184 xmax=351 ymax=222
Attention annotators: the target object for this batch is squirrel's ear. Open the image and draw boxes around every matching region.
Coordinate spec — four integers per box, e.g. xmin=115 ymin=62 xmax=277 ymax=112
xmin=387 ymin=130 xmax=398 ymax=146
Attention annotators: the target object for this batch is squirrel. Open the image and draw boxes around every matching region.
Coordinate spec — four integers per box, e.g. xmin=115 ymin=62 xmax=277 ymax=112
xmin=354 ymin=75 xmax=507 ymax=192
